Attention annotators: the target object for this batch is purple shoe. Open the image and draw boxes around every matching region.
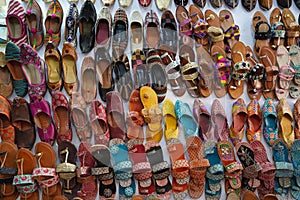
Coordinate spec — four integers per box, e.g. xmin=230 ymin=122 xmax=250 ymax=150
xmin=20 ymin=44 xmax=47 ymax=100
xmin=30 ymin=97 xmax=57 ymax=145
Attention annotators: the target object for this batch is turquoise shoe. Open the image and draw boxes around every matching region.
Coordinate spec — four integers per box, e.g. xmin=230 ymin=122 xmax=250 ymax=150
xmin=262 ymin=98 xmax=278 ymax=146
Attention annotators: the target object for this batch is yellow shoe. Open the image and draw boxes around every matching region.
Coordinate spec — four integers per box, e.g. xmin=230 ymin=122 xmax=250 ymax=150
xmin=163 ymin=99 xmax=178 ymax=141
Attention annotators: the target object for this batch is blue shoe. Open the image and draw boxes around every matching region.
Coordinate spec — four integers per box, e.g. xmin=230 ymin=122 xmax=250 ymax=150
xmin=262 ymin=98 xmax=278 ymax=146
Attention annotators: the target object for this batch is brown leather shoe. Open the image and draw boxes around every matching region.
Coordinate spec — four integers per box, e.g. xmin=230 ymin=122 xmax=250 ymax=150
xmin=62 ymin=43 xmax=79 ymax=96
xmin=11 ymin=97 xmax=35 ymax=149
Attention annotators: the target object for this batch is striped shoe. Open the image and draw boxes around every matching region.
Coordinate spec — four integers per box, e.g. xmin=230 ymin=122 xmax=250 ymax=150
xmin=6 ymin=0 xmax=28 ymax=47
xmin=5 ymin=42 xmax=28 ymax=97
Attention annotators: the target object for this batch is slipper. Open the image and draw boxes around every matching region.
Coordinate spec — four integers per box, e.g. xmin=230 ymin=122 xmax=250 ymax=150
xmin=33 ymin=142 xmax=61 ymax=199
xmin=262 ymin=98 xmax=278 ymax=146
xmin=193 ymin=99 xmax=212 ymax=141
xmin=294 ymin=99 xmax=300 ymax=139
xmin=176 ymin=6 xmax=193 ymax=46
xmin=130 ymin=10 xmax=143 ymax=52
xmin=217 ymin=140 xmax=243 ymax=199
xmin=179 ymin=45 xmax=200 ymax=98
xmin=205 ymin=9 xmax=225 ymax=50
xmin=277 ymin=99 xmax=294 ymax=149
xmin=189 ymin=5 xmax=209 ymax=51
xmin=246 ymin=100 xmax=262 ymax=143
xmin=272 ymin=139 xmax=294 ymax=195
xmin=204 ymin=140 xmax=224 ymax=200
xmin=76 ymin=142 xmax=97 ymax=200
xmin=140 ymin=86 xmax=163 ymax=143
xmin=127 ymin=139 xmax=155 ymax=196
xmin=236 ymin=142 xmax=261 ymax=191
xmin=145 ymin=10 xmax=160 ymax=50
xmin=109 ymin=138 xmax=135 ymax=199
xmin=0 ymin=65 xmax=13 ymax=99
xmin=57 ymin=141 xmax=80 ymax=199
xmin=291 ymin=140 xmax=300 ymax=199
xmin=167 ymin=138 xmax=189 ymax=200
xmin=163 ymin=99 xmax=178 ymax=141
xmin=224 ymin=0 xmax=238 ymax=8
xmin=252 ymin=11 xmax=272 ymax=57
xmin=259 ymin=46 xmax=279 ymax=99
xmin=229 ymin=98 xmax=247 ymax=146
xmin=91 ymin=145 xmax=116 ymax=200
xmin=246 ymin=46 xmax=265 ymax=100
xmin=211 ymin=45 xmax=231 ymax=98
xmin=197 ymin=46 xmax=214 ymax=97
xmin=212 ymin=99 xmax=229 ymax=141
xmin=282 ymin=8 xmax=299 ymax=48
xmin=145 ymin=141 xmax=172 ymax=199
xmin=219 ymin=10 xmax=240 ymax=58
xmin=263 ymin=194 xmax=279 ymax=200
xmin=81 ymin=56 xmax=96 ymax=104
xmin=0 ymin=141 xmax=18 ymax=199
xmin=175 ymin=100 xmax=198 ymax=139
xmin=242 ymin=0 xmax=257 ymax=11
xmin=186 ymin=136 xmax=210 ymax=198
xmin=258 ymin=0 xmax=272 ymax=10
xmin=126 ymin=90 xmax=144 ymax=141
xmin=243 ymin=190 xmax=259 ymax=200
xmin=156 ymin=0 xmax=170 ymax=10
xmin=14 ymin=148 xmax=39 ymax=200
xmin=270 ymin=8 xmax=286 ymax=50
xmin=251 ymin=140 xmax=276 ymax=199
xmin=228 ymin=41 xmax=250 ymax=99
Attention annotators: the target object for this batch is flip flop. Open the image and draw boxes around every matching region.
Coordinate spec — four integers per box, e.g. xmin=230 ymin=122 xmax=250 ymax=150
xmin=205 ymin=9 xmax=225 ymax=50
xmin=140 ymin=86 xmax=163 ymax=143
xmin=252 ymin=11 xmax=272 ymax=57
xmin=228 ymin=41 xmax=250 ymax=99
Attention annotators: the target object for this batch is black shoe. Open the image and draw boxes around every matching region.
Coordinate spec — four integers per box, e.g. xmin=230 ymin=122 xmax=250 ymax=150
xmin=277 ymin=0 xmax=292 ymax=8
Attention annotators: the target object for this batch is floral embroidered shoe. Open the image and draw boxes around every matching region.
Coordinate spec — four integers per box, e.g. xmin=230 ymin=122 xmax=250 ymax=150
xmin=246 ymin=100 xmax=262 ymax=143
xmin=44 ymin=0 xmax=64 ymax=47
xmin=20 ymin=44 xmax=47 ymax=100
xmin=6 ymin=0 xmax=28 ymax=47
xmin=64 ymin=3 xmax=78 ymax=48
xmin=262 ymin=98 xmax=278 ymax=146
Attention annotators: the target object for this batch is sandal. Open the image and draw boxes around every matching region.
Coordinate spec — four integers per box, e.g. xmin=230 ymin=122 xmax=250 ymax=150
xmin=262 ymin=98 xmax=278 ymax=146
xmin=91 ymin=144 xmax=116 ymax=199
xmin=291 ymin=140 xmax=300 ymax=199
xmin=0 ymin=95 xmax=15 ymax=143
xmin=52 ymin=91 xmax=72 ymax=143
xmin=33 ymin=142 xmax=61 ymax=199
xmin=126 ymin=90 xmax=144 ymax=140
xmin=159 ymin=45 xmax=186 ymax=97
xmin=71 ymin=92 xmax=91 ymax=142
xmin=13 ymin=148 xmax=39 ymax=199
xmin=236 ymin=142 xmax=261 ymax=191
xmin=44 ymin=0 xmax=63 ymax=47
xmin=175 ymin=100 xmax=198 ymax=139
xmin=204 ymin=140 xmax=224 ymax=200
xmin=146 ymin=50 xmax=167 ymax=103
xmin=229 ymin=98 xmax=247 ymax=146
xmin=0 ymin=141 xmax=18 ymax=199
xmin=30 ymin=97 xmax=56 ymax=145
xmin=193 ymin=0 xmax=206 ymax=7
xmin=224 ymin=0 xmax=238 ymax=8
xmin=270 ymin=8 xmax=286 ymax=50
xmin=56 ymin=141 xmax=80 ymax=199
xmin=272 ymin=139 xmax=294 ymax=196
xmin=193 ymin=99 xmax=212 ymax=141
xmin=219 ymin=10 xmax=240 ymax=58
xmin=127 ymin=139 xmax=156 ymax=197
xmin=109 ymin=138 xmax=135 ymax=199
xmin=140 ymin=86 xmax=163 ymax=143
xmin=277 ymin=99 xmax=294 ymax=149
xmin=174 ymin=0 xmax=188 ymax=6
xmin=179 ymin=44 xmax=200 ymax=98
xmin=251 ymin=140 xmax=276 ymax=199
xmin=145 ymin=141 xmax=172 ymax=199
xmin=246 ymin=46 xmax=265 ymax=100
xmin=252 ymin=11 xmax=272 ymax=57
xmin=167 ymin=138 xmax=189 ymax=200
xmin=282 ymin=8 xmax=299 ymax=48
xmin=212 ymin=99 xmax=229 ymax=141
xmin=186 ymin=136 xmax=210 ymax=198
xmin=259 ymin=46 xmax=279 ymax=99
xmin=276 ymin=45 xmax=294 ymax=99
xmin=176 ymin=6 xmax=193 ymax=46
xmin=76 ymin=142 xmax=97 ymax=200
xmin=246 ymin=100 xmax=262 ymax=143
xmin=289 ymin=45 xmax=300 ymax=98
xmin=89 ymin=100 xmax=110 ymax=145
xmin=197 ymin=46 xmax=214 ymax=97
xmin=228 ymin=41 xmax=250 ymax=99
xmin=205 ymin=9 xmax=225 ymax=50
xmin=217 ymin=140 xmax=243 ymax=199
xmin=211 ymin=45 xmax=231 ymax=98
xmin=163 ymin=99 xmax=178 ymax=141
